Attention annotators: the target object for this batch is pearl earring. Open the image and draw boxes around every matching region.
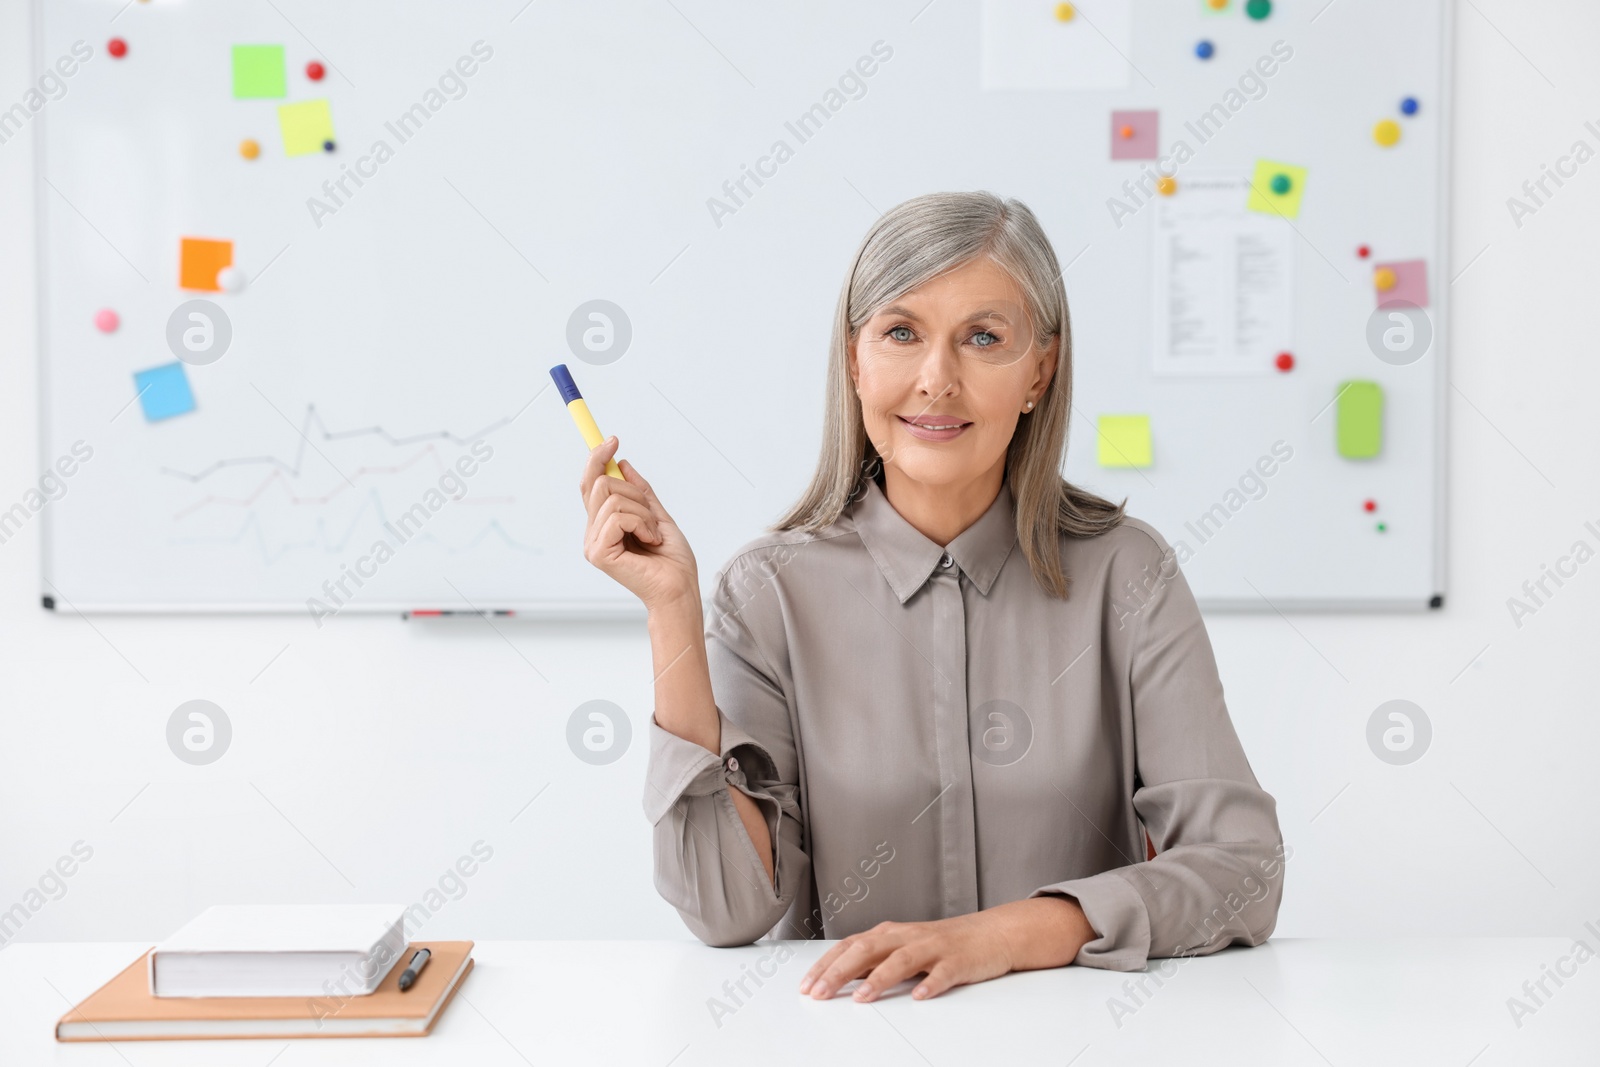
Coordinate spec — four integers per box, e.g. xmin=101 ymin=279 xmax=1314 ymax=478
xmin=1024 ymin=400 xmax=1034 ymax=411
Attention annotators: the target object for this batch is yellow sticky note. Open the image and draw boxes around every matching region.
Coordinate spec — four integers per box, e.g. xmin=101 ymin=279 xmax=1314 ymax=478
xmin=179 ymin=237 xmax=233 ymax=291
xmin=277 ymin=98 xmax=335 ymax=157
xmin=1097 ymin=415 xmax=1152 ymax=468
xmin=1246 ymin=159 xmax=1307 ymax=219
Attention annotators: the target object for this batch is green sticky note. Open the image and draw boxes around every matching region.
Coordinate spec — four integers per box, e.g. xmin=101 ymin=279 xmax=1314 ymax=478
xmin=1336 ymin=381 xmax=1383 ymax=459
xmin=277 ymin=98 xmax=335 ymax=157
xmin=232 ymin=45 xmax=287 ymax=99
xmin=1097 ymin=415 xmax=1152 ymax=468
xmin=1246 ymin=158 xmax=1308 ymax=219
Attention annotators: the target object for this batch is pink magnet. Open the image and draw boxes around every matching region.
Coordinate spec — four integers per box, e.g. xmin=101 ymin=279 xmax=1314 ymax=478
xmin=1374 ymin=258 xmax=1429 ymax=308
xmin=95 ymin=308 xmax=120 ymax=333
xmin=1110 ymin=109 xmax=1159 ymax=161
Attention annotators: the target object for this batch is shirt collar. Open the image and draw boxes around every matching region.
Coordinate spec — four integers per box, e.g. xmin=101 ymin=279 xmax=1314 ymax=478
xmin=849 ymin=475 xmax=1018 ymax=603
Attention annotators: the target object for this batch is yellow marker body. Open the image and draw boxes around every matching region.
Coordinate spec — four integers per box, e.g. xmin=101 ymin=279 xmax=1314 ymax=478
xmin=566 ymin=397 xmax=624 ymax=480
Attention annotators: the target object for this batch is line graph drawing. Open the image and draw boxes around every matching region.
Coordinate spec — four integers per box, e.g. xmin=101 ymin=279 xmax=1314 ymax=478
xmin=170 ymin=441 xmax=516 ymax=520
xmin=160 ymin=405 xmax=518 ymax=484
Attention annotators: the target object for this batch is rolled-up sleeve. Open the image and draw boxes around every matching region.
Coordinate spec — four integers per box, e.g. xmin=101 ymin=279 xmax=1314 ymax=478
xmin=1030 ymin=533 xmax=1287 ymax=971
xmin=642 ymin=568 xmax=811 ymax=948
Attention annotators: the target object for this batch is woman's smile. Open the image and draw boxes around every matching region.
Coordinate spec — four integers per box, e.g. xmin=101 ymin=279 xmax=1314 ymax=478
xmin=896 ymin=413 xmax=972 ymax=442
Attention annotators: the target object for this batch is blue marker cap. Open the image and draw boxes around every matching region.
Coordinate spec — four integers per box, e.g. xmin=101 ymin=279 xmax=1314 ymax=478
xmin=550 ymin=364 xmax=582 ymax=404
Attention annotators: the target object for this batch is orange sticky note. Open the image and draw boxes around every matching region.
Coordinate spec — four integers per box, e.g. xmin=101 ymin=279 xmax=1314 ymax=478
xmin=180 ymin=238 xmax=234 ymax=292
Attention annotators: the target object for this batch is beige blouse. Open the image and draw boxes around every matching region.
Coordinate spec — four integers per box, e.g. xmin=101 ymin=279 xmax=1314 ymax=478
xmin=643 ymin=474 xmax=1285 ymax=971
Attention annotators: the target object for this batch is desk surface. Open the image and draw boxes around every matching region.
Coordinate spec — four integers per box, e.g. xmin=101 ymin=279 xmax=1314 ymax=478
xmin=2 ymin=938 xmax=1594 ymax=1065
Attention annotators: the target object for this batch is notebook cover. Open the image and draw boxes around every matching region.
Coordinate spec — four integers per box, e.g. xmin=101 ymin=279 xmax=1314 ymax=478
xmin=56 ymin=941 xmax=473 ymax=1042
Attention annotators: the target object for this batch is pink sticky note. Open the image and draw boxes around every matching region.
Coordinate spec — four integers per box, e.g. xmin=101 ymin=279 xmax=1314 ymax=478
xmin=1375 ymin=259 xmax=1428 ymax=308
xmin=1110 ymin=109 xmax=1159 ymax=161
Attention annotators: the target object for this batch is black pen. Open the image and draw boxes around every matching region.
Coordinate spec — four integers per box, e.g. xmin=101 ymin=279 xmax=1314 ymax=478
xmin=397 ymin=948 xmax=431 ymax=992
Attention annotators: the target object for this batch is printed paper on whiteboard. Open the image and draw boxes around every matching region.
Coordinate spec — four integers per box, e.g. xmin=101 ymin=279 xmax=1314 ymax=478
xmin=1152 ymin=172 xmax=1294 ymax=376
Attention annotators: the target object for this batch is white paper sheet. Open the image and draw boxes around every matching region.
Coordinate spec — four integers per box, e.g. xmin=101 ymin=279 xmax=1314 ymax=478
xmin=1152 ymin=172 xmax=1294 ymax=375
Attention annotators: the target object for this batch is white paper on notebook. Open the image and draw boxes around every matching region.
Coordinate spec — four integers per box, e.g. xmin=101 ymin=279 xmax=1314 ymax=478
xmin=150 ymin=904 xmax=408 ymax=998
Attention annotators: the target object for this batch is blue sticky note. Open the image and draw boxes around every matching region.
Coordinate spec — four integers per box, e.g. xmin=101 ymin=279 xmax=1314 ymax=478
xmin=133 ymin=362 xmax=197 ymax=421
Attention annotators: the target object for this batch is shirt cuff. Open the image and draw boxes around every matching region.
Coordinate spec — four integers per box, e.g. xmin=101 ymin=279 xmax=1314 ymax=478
xmin=641 ymin=705 xmax=778 ymax=826
xmin=1029 ymin=868 xmax=1153 ymax=972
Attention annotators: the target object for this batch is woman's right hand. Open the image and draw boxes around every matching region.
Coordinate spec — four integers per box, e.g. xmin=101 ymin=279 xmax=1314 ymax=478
xmin=580 ymin=435 xmax=698 ymax=611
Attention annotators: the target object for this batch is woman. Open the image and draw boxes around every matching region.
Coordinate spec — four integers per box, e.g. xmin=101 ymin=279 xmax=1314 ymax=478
xmin=578 ymin=191 xmax=1285 ymax=1003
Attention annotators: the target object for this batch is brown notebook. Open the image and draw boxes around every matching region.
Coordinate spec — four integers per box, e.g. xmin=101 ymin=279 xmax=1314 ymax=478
xmin=56 ymin=940 xmax=473 ymax=1042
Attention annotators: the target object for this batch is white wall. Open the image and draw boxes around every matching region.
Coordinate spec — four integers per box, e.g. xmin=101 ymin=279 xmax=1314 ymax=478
xmin=3 ymin=0 xmax=1598 ymax=949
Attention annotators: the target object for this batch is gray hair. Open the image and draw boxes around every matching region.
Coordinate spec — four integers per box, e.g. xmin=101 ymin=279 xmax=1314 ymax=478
xmin=771 ymin=190 xmax=1124 ymax=598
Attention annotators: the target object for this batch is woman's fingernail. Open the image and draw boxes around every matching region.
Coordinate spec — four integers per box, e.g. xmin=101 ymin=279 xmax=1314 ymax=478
xmin=854 ymin=985 xmax=872 ymax=1000
xmin=798 ymin=977 xmax=812 ymax=993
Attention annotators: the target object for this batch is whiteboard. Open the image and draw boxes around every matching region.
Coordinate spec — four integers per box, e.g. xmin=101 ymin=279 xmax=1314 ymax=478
xmin=33 ymin=0 xmax=1451 ymax=615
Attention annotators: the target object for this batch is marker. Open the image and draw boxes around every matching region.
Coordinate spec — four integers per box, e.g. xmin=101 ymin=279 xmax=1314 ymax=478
xmin=404 ymin=609 xmax=516 ymax=620
xmin=550 ymin=364 xmax=623 ymax=480
xmin=397 ymin=948 xmax=431 ymax=992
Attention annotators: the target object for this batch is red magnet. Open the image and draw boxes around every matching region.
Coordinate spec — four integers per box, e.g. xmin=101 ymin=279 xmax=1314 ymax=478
xmin=1363 ymin=499 xmax=1377 ymax=512
xmin=1357 ymin=245 xmax=1370 ymax=258
xmin=107 ymin=37 xmax=128 ymax=58
xmin=306 ymin=60 xmax=325 ymax=81
xmin=1274 ymin=351 xmax=1294 ymax=372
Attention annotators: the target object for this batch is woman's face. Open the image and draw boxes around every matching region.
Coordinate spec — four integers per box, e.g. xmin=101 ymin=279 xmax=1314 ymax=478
xmin=848 ymin=256 xmax=1057 ymax=493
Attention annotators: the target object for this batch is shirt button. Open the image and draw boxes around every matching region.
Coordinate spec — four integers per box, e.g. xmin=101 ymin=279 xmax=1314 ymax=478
xmin=725 ymin=756 xmax=739 ymax=772
xmin=939 ymin=553 xmax=953 ymax=569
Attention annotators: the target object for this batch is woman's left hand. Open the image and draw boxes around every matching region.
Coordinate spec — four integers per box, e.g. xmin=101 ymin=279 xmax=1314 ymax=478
xmin=798 ymin=897 xmax=1094 ymax=1002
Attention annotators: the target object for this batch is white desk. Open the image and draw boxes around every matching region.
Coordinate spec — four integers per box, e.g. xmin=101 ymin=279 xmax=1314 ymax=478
xmin=2 ymin=939 xmax=1595 ymax=1065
